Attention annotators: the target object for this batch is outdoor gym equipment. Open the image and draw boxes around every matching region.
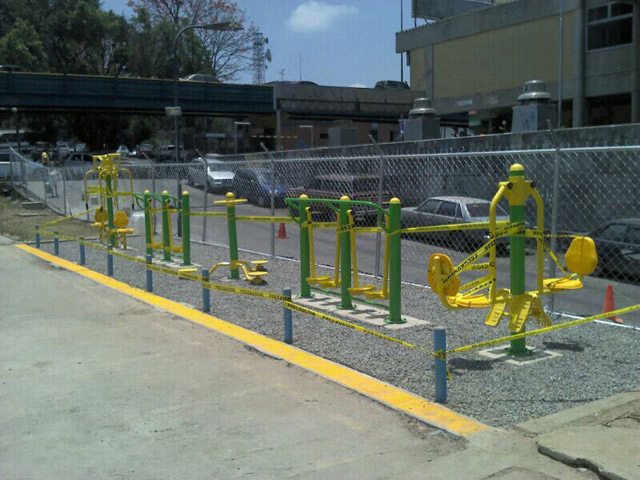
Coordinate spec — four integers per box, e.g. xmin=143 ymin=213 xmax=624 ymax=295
xmin=208 ymin=192 xmax=269 ymax=284
xmin=83 ymin=153 xmax=134 ymax=248
xmin=427 ymin=163 xmax=598 ymax=355
xmin=286 ymin=194 xmax=403 ymax=324
xmin=134 ymin=190 xmax=192 ymax=266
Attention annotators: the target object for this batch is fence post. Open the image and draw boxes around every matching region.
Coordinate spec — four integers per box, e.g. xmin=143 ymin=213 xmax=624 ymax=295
xmin=144 ymin=190 xmax=153 ymax=256
xmin=162 ymin=190 xmax=171 ymax=262
xmin=202 ymin=268 xmax=210 ymax=313
xmin=548 ymin=148 xmax=562 ymax=315
xmin=35 ymin=224 xmax=40 ymax=249
xmin=79 ymin=237 xmax=85 ymax=265
xmin=299 ymin=195 xmax=312 ymax=298
xmin=434 ymin=327 xmax=447 ymax=404
xmin=387 ymin=197 xmax=404 ymax=324
xmin=202 ymin=162 xmax=208 ymax=243
xmin=269 ymin=154 xmax=276 ymax=258
xmin=146 ymin=254 xmax=153 ymax=292
xmin=177 ymin=179 xmax=182 ymax=238
xmin=283 ymin=288 xmax=293 ymax=344
xmin=226 ymin=192 xmax=240 ymax=280
xmin=339 ymin=196 xmax=354 ymax=310
xmin=107 ymin=244 xmax=114 ymax=277
xmin=54 ymin=230 xmax=59 ymax=256
xmin=61 ymin=169 xmax=68 ymax=216
xmin=151 ymin=165 xmax=157 ymax=235
xmin=181 ymin=190 xmax=191 ymax=266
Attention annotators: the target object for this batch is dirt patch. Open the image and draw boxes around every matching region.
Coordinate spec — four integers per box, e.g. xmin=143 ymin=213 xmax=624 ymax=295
xmin=0 ymin=193 xmax=95 ymax=241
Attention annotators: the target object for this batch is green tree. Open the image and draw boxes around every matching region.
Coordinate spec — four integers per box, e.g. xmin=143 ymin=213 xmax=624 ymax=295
xmin=0 ymin=19 xmax=46 ymax=69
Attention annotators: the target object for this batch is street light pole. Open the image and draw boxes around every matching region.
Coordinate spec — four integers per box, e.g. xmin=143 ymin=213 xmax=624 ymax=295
xmin=300 ymin=124 xmax=314 ymax=148
xmin=234 ymin=121 xmax=250 ymax=154
xmin=172 ymin=21 xmax=243 ymax=164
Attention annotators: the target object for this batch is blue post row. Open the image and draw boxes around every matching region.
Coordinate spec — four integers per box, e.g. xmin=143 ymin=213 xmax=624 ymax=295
xmin=54 ymin=231 xmax=59 ymax=256
xmin=283 ymin=288 xmax=293 ymax=344
xmin=146 ymin=255 xmax=153 ymax=292
xmin=79 ymin=237 xmax=86 ymax=266
xmin=107 ymin=244 xmax=114 ymax=277
xmin=35 ymin=224 xmax=40 ymax=249
xmin=202 ymin=268 xmax=210 ymax=313
xmin=434 ymin=327 xmax=447 ymax=404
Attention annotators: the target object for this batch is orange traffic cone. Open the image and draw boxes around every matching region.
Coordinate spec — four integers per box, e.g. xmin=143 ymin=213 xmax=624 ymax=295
xmin=602 ymin=285 xmax=624 ymax=324
xmin=276 ymin=222 xmax=288 ymax=239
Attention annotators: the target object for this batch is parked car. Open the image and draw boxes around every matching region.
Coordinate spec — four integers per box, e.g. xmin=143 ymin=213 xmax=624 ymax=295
xmin=116 ymin=145 xmax=131 ymax=157
xmin=401 ymin=196 xmax=510 ymax=252
xmin=586 ymin=218 xmax=640 ymax=279
xmin=57 ymin=142 xmax=71 ymax=159
xmin=287 ymin=174 xmax=389 ymax=223
xmin=374 ymin=80 xmax=410 ymax=90
xmin=156 ymin=145 xmax=185 ymax=163
xmin=136 ymin=143 xmax=156 ymax=159
xmin=233 ymin=168 xmax=290 ymax=208
xmin=186 ymin=156 xmax=234 ymax=193
xmin=181 ymin=74 xmax=218 ymax=83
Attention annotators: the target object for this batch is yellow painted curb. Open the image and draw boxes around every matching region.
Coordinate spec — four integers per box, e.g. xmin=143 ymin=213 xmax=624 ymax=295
xmin=16 ymin=243 xmax=488 ymax=437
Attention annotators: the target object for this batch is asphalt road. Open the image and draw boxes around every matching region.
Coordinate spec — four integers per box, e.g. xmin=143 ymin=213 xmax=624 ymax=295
xmin=43 ymin=176 xmax=640 ymax=327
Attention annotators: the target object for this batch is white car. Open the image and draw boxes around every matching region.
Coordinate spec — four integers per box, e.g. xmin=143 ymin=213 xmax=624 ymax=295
xmin=116 ymin=145 xmax=131 ymax=157
xmin=187 ymin=156 xmax=234 ymax=193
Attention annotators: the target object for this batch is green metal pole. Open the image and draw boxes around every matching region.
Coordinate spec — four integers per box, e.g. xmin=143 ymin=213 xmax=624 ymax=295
xmin=181 ymin=190 xmax=191 ymax=266
xmin=144 ymin=190 xmax=153 ymax=256
xmin=339 ymin=196 xmax=354 ymax=310
xmin=226 ymin=192 xmax=239 ymax=280
xmin=162 ymin=190 xmax=171 ymax=262
xmin=299 ymin=195 xmax=312 ymax=298
xmin=506 ymin=164 xmax=530 ymax=356
xmin=105 ymin=173 xmax=116 ymax=247
xmin=387 ymin=197 xmax=405 ymax=324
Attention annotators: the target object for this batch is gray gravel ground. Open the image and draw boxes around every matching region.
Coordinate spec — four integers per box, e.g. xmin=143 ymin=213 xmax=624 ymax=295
xmin=38 ymin=236 xmax=640 ymax=429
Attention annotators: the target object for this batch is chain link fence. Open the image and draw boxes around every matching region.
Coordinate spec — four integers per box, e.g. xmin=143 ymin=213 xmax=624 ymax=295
xmin=8 ymin=142 xmax=640 ymax=321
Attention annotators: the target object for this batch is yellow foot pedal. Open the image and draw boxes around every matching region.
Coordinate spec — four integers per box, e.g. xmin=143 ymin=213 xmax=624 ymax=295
xmin=365 ymin=290 xmax=389 ymax=300
xmin=348 ymin=285 xmax=376 ymax=295
xmin=543 ymin=277 xmax=583 ymax=292
xmin=306 ymin=276 xmax=333 ymax=285
xmin=485 ymin=300 xmax=507 ymax=327
xmin=251 ymin=260 xmax=269 ymax=272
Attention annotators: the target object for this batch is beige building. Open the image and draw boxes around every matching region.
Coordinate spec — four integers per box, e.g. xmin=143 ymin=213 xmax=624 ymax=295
xmin=397 ymin=0 xmax=640 ymax=131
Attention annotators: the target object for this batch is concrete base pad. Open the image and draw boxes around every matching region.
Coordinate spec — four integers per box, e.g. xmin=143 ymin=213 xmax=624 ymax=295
xmin=478 ymin=346 xmax=562 ymax=366
xmin=296 ymin=292 xmax=428 ymax=329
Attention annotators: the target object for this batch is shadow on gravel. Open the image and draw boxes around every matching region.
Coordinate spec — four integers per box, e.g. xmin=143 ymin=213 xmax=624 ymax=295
xmin=542 ymin=341 xmax=586 ymax=352
xmin=449 ymin=358 xmax=496 ymax=373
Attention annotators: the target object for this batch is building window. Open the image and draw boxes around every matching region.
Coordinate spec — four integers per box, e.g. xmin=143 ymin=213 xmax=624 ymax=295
xmin=587 ymin=2 xmax=633 ymax=50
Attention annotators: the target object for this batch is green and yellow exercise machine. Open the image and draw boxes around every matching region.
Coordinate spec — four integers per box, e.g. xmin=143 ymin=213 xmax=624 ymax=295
xmin=83 ymin=153 xmax=135 ymax=249
xmin=428 ymin=163 xmax=598 ymax=355
xmin=134 ymin=189 xmax=192 ymax=267
xmin=286 ymin=194 xmax=404 ymax=324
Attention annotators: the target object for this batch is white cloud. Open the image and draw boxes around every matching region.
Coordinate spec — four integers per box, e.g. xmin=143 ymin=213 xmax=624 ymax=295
xmin=287 ymin=1 xmax=358 ymax=33
xmin=349 ymin=83 xmax=367 ymax=88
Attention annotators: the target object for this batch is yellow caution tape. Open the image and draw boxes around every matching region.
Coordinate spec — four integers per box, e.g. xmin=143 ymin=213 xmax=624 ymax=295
xmin=189 ymin=212 xmax=227 ymax=218
xmin=284 ymin=301 xmax=429 ymax=352
xmin=353 ymin=227 xmax=383 ymax=234
xmin=235 ymin=215 xmax=295 ymax=223
xmin=465 ymin=262 xmax=490 ymax=272
xmin=41 ymin=207 xmax=100 ymax=227
xmin=447 ymin=303 xmax=640 ymax=356
xmin=459 ymin=275 xmax=492 ymax=293
xmin=400 ymin=220 xmax=510 ymax=235
xmin=524 ymin=229 xmax=577 ymax=239
xmin=205 ymin=281 xmax=290 ymax=301
xmin=309 ymin=221 xmax=338 ymax=230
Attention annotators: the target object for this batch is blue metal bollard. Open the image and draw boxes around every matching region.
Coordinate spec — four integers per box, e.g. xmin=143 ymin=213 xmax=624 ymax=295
xmin=283 ymin=288 xmax=293 ymax=344
xmin=107 ymin=244 xmax=114 ymax=277
xmin=202 ymin=269 xmax=210 ymax=313
xmin=434 ymin=327 xmax=447 ymax=404
xmin=79 ymin=237 xmax=86 ymax=266
xmin=35 ymin=224 xmax=40 ymax=249
xmin=146 ymin=255 xmax=153 ymax=292
xmin=54 ymin=231 xmax=59 ymax=256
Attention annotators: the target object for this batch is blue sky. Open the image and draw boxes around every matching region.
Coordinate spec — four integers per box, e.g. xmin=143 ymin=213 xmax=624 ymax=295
xmin=101 ymin=0 xmax=413 ymax=88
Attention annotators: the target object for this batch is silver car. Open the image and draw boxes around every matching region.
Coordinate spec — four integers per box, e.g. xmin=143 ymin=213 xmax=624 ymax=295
xmin=401 ymin=196 xmax=510 ymax=251
xmin=186 ymin=157 xmax=234 ymax=193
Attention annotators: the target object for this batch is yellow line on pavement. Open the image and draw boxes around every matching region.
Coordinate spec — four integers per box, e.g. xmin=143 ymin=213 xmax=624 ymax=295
xmin=16 ymin=243 xmax=488 ymax=437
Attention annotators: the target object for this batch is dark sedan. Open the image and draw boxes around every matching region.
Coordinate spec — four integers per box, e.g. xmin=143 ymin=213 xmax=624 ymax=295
xmin=588 ymin=218 xmax=640 ymax=279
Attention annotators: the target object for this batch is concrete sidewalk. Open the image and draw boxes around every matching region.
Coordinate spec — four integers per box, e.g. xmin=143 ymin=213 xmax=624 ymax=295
xmin=1 ymin=239 xmax=638 ymax=479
